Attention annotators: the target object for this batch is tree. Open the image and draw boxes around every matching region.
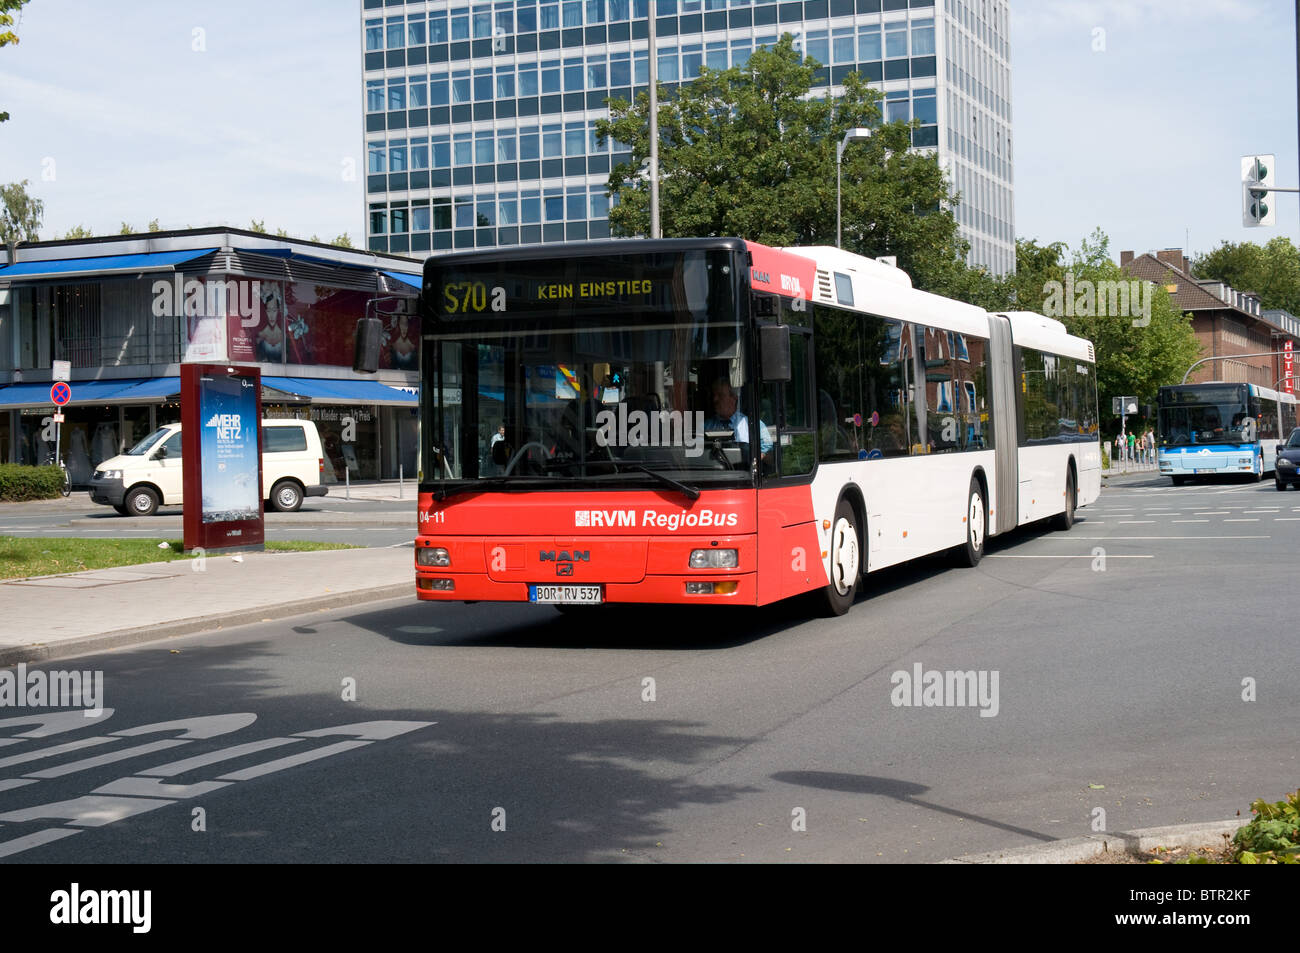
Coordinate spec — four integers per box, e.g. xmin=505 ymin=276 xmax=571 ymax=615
xmin=1 ymin=179 xmax=42 ymax=261
xmin=147 ymin=218 xmax=161 ymax=232
xmin=119 ymin=222 xmax=134 ymax=234
xmin=332 ymin=233 xmax=353 ymax=248
xmin=275 ymin=227 xmax=289 ymax=237
xmin=0 ymin=0 xmax=32 ymax=123
xmin=1057 ymin=230 xmax=1201 ymax=432
xmin=1193 ymin=237 xmax=1300 ymax=316
xmin=248 ymin=219 xmax=267 ymax=233
xmin=63 ymin=224 xmax=93 ymax=239
xmin=596 ymin=35 xmax=978 ymax=299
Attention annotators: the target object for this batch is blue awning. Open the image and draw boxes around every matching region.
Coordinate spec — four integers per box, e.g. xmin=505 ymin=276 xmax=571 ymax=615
xmin=111 ymin=377 xmax=182 ymax=402
xmin=0 ymin=378 xmax=164 ymax=409
xmin=0 ymin=249 xmax=217 ymax=282
xmin=0 ymin=375 xmax=417 ymax=409
xmin=263 ymin=377 xmax=417 ymax=406
xmin=383 ymin=271 xmax=421 ymax=288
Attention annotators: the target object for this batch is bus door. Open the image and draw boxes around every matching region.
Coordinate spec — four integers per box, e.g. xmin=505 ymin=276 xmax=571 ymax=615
xmin=987 ymin=314 xmax=1018 ymax=535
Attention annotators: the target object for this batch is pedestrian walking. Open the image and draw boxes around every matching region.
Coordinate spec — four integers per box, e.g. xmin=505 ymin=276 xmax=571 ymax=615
xmin=1127 ymin=431 xmax=1136 ymax=463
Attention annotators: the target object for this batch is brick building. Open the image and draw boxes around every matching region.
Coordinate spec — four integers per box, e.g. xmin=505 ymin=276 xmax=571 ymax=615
xmin=1121 ymin=248 xmax=1299 ymax=391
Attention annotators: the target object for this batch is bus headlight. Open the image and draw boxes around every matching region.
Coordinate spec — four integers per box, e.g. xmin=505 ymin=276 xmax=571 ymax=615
xmin=417 ymin=547 xmax=451 ymax=567
xmin=689 ymin=549 xmax=738 ymax=569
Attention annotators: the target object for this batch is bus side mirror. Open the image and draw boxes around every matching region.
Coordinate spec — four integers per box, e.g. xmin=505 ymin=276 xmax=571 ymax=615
xmin=760 ymin=325 xmax=791 ymax=383
xmin=354 ymin=317 xmax=383 ymax=374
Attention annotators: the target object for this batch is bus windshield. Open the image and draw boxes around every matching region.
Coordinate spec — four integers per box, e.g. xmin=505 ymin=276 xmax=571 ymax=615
xmin=1158 ymin=385 xmax=1252 ymax=446
xmin=423 ymin=247 xmax=762 ymax=488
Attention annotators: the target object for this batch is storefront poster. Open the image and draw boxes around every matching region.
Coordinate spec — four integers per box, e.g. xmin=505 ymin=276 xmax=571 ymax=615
xmin=198 ymin=375 xmax=261 ymax=523
xmin=181 ymin=363 xmax=265 ymax=553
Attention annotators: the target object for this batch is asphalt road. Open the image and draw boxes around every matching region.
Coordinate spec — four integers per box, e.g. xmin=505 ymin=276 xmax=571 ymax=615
xmin=1 ymin=474 xmax=1297 ymax=863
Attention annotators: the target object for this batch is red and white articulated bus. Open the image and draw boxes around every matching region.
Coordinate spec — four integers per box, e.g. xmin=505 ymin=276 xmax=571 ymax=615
xmin=396 ymin=238 xmax=1100 ymax=615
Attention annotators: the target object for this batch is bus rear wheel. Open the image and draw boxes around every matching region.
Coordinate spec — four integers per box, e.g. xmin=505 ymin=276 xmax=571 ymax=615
xmin=1051 ymin=471 xmax=1076 ymax=531
xmin=955 ymin=478 xmax=986 ymax=567
xmin=818 ymin=499 xmax=861 ymax=617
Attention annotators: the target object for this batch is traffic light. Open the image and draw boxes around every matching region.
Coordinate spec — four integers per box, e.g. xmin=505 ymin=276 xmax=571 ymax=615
xmin=1242 ymin=154 xmax=1276 ymax=227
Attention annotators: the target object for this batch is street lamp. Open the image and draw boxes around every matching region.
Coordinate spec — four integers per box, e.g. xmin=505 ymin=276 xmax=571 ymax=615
xmin=836 ymin=127 xmax=873 ymax=249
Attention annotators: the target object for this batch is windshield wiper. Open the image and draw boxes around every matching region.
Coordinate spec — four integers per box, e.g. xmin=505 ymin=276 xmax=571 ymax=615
xmin=621 ymin=463 xmax=701 ymax=501
xmin=541 ymin=458 xmax=701 ymax=500
xmin=432 ymin=476 xmax=582 ymax=501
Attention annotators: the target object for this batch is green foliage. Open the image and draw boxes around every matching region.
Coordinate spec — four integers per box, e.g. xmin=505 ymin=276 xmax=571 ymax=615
xmin=1 ymin=179 xmax=43 ymax=249
xmin=1003 ymin=230 xmax=1201 ymax=434
xmin=0 ymin=464 xmax=65 ymax=501
xmin=62 ymin=224 xmax=93 ymax=239
xmin=1233 ymin=789 xmax=1300 ymax=864
xmin=0 ymin=0 xmax=32 ymax=122
xmin=332 ymin=233 xmax=353 ymax=248
xmin=248 ymin=218 xmax=267 ymax=234
xmin=147 ymin=218 xmax=161 ymax=232
xmin=1194 ymin=237 xmax=1300 ymax=316
xmin=596 ymin=35 xmax=978 ymax=300
xmin=118 ymin=222 xmax=133 ymax=235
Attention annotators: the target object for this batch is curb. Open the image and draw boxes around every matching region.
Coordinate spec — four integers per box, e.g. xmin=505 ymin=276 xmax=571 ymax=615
xmin=943 ymin=818 xmax=1248 ymax=864
xmin=0 ymin=584 xmax=413 ymax=667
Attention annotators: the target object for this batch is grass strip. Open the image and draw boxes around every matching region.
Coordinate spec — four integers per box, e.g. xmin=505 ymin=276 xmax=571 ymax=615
xmin=0 ymin=537 xmax=360 ymax=580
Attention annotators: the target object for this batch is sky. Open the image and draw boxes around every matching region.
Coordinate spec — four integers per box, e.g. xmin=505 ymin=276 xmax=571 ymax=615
xmin=0 ymin=0 xmax=1297 ymax=266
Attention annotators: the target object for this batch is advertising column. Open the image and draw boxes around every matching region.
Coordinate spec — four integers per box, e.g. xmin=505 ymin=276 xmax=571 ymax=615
xmin=181 ymin=364 xmax=265 ymax=553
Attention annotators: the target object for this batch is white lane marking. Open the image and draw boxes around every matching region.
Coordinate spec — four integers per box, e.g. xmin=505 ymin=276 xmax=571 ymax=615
xmin=1194 ymin=511 xmax=1230 ymax=515
xmin=1244 ymin=510 xmax=1279 ymax=514
xmin=987 ymin=554 xmax=1153 ymax=559
xmin=1066 ymin=535 xmax=1268 ymax=540
xmin=1224 ymin=518 xmax=1260 ymax=522
xmin=0 ymin=828 xmax=82 ymax=859
xmin=1119 ymin=520 xmax=1156 ymax=524
xmin=1274 ymin=517 xmax=1300 ymax=521
xmin=216 ymin=740 xmax=370 ymax=782
xmin=1172 ymin=519 xmax=1209 ymax=523
xmin=139 ymin=737 xmax=305 ymax=777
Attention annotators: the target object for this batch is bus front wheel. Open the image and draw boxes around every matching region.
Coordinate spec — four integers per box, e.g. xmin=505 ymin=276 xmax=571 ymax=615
xmin=818 ymin=499 xmax=861 ymax=617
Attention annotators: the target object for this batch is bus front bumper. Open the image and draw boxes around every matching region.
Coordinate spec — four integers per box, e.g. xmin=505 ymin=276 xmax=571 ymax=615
xmin=414 ymin=572 xmax=758 ymax=605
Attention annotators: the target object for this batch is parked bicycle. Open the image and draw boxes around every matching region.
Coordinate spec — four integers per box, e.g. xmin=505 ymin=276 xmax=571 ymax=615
xmin=47 ymin=452 xmax=71 ymax=497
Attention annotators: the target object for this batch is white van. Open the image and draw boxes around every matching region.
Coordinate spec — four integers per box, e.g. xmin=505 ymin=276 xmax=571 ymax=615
xmin=90 ymin=419 xmax=328 ymax=516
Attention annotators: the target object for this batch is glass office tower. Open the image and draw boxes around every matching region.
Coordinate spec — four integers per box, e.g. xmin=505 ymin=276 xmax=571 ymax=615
xmin=362 ymin=0 xmax=1013 ymax=274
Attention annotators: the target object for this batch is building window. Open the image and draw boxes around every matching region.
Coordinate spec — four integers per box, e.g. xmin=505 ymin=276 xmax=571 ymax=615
xmin=885 ymin=22 xmax=907 ymax=57
xmin=368 ymin=143 xmax=386 ymax=174
xmin=411 ymin=139 xmax=430 ymax=170
xmin=409 ymin=80 xmax=428 ymax=108
xmin=858 ymin=25 xmax=881 ymax=60
xmin=911 ymin=18 xmax=935 ymax=55
xmin=496 ymin=66 xmax=515 ymax=97
xmin=497 ymin=130 xmax=517 ymax=161
xmin=408 ymin=15 xmax=427 ymax=46
xmin=365 ymin=19 xmax=383 ymax=51
xmin=389 ymin=140 xmax=408 ymax=172
xmin=366 ymin=80 xmax=384 ymax=113
xmin=387 ymin=81 xmax=405 ymax=111
xmin=386 ymin=17 xmax=404 ymax=49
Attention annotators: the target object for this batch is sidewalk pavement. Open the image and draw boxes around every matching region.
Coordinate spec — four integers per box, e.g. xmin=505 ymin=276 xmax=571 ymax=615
xmin=945 ymin=818 xmax=1247 ymax=863
xmin=0 ymin=546 xmax=414 ymax=666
